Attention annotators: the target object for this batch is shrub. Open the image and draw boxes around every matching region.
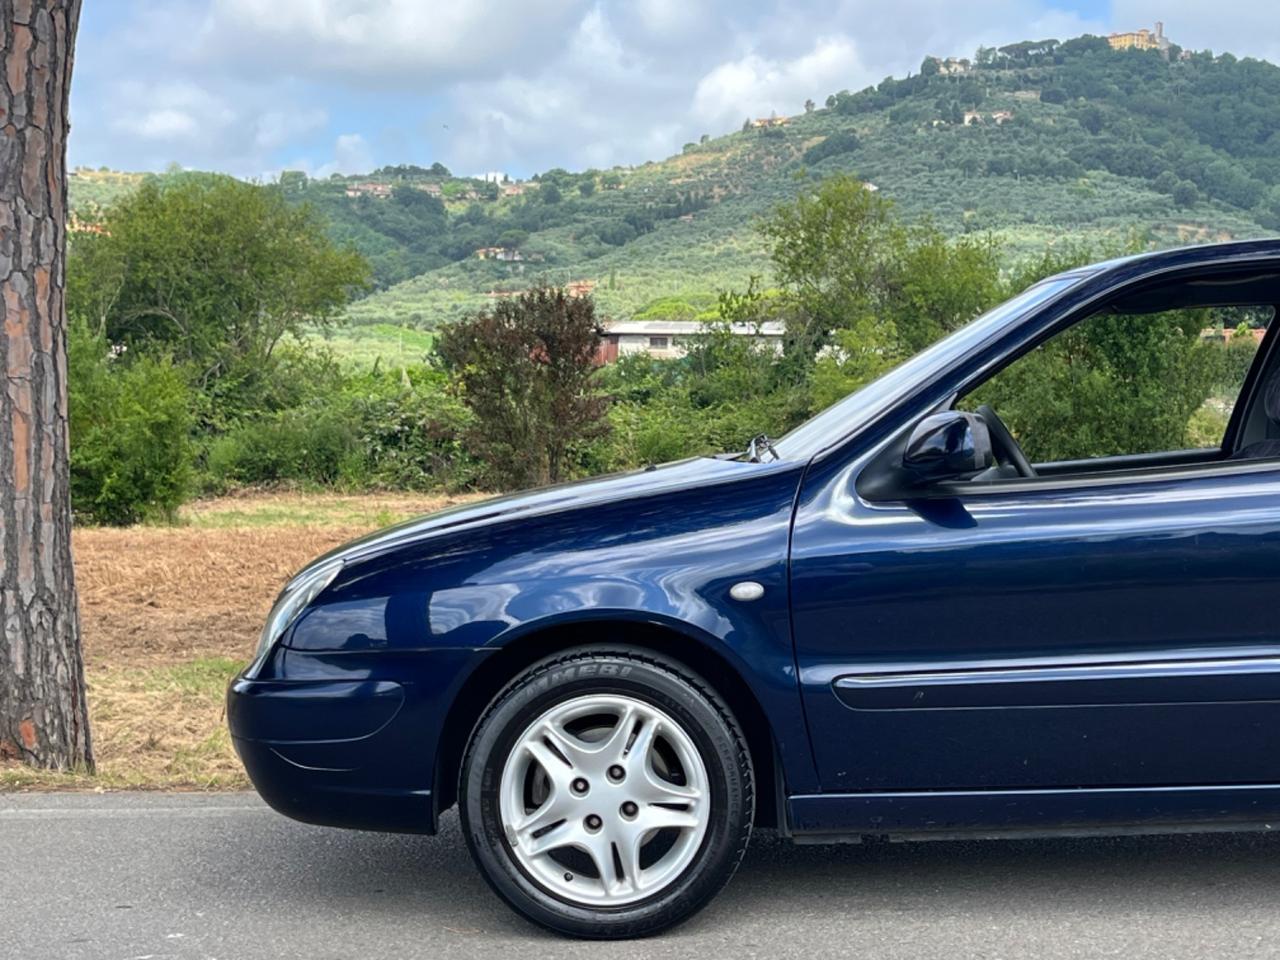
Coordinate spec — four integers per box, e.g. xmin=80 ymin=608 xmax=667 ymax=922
xmin=68 ymin=323 xmax=193 ymax=525
xmin=200 ymin=365 xmax=483 ymax=493
xmin=345 ymin=368 xmax=482 ymax=490
xmin=202 ymin=404 xmax=357 ymax=490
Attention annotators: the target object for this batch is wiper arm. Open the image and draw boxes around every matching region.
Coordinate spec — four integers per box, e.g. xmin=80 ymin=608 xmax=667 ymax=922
xmin=745 ymin=434 xmax=780 ymax=463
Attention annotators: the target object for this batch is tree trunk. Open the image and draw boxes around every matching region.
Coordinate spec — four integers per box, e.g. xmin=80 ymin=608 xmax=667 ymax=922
xmin=0 ymin=0 xmax=90 ymax=770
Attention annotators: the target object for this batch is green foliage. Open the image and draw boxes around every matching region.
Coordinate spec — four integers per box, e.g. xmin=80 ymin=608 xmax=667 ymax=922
xmin=67 ymin=174 xmax=370 ymax=397
xmin=202 ymin=367 xmax=480 ymax=493
xmin=68 ymin=322 xmax=193 ymax=525
xmin=759 ymin=174 xmax=1003 ymax=404
xmin=803 ymin=131 xmax=860 ymax=165
xmin=761 ymin=174 xmax=902 ymax=364
xmin=969 ymin=310 xmax=1219 ymax=461
xmin=203 ymin=404 xmax=357 ymax=489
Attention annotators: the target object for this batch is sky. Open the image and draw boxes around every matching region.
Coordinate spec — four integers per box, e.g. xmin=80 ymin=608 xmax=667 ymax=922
xmin=69 ymin=1 xmax=1280 ymax=181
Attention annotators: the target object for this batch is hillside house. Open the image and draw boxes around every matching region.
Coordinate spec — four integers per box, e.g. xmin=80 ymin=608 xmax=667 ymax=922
xmin=68 ymin=216 xmax=108 ymax=236
xmin=565 ymin=279 xmax=597 ymax=298
xmin=963 ymin=111 xmax=1013 ymax=126
xmin=417 ymin=183 xmax=443 ymax=197
xmin=345 ymin=181 xmax=393 ymax=199
xmin=474 ymin=246 xmax=523 ymax=262
xmin=752 ymin=115 xmax=789 ymax=128
xmin=1201 ymin=326 xmax=1266 ymax=346
xmin=595 ymin=320 xmax=785 ymax=364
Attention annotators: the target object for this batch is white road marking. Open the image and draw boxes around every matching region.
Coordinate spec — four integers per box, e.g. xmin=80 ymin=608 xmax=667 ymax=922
xmin=0 ymin=804 xmax=269 ymax=819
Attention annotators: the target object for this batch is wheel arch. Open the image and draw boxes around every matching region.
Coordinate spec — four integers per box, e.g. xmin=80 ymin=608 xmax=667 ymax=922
xmin=434 ymin=618 xmax=784 ymax=831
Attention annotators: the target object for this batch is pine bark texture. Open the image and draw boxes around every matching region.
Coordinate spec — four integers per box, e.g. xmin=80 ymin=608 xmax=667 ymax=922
xmin=0 ymin=0 xmax=90 ymax=769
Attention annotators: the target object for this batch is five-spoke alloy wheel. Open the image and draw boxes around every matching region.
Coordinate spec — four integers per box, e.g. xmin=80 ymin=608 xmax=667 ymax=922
xmin=461 ymin=648 xmax=754 ymax=938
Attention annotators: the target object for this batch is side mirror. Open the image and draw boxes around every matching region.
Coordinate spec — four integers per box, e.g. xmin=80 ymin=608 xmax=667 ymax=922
xmin=902 ymin=411 xmax=993 ymax=484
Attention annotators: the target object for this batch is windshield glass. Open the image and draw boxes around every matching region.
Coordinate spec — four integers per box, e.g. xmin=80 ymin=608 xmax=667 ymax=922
xmin=771 ymin=276 xmax=1085 ymax=461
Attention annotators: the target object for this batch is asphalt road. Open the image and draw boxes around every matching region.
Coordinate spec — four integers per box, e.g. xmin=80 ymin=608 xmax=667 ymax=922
xmin=5 ymin=793 xmax=1280 ymax=960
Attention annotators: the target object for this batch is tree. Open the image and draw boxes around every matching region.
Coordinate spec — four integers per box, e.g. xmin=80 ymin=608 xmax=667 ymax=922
xmin=0 ymin=0 xmax=93 ymax=770
xmin=1173 ymin=180 xmax=1199 ymax=208
xmin=804 ymin=98 xmax=816 ymax=112
xmin=759 ymin=174 xmax=901 ymax=364
xmin=759 ymin=174 xmax=1003 ymax=404
xmin=66 ymin=175 xmax=369 ymax=395
xmin=1153 ymin=170 xmax=1179 ymax=195
xmin=437 ymin=286 xmax=608 ymax=488
xmin=973 ymin=309 xmax=1218 ymax=462
xmin=1078 ymin=104 xmax=1104 ymax=135
xmin=802 ymin=130 xmax=860 ymax=165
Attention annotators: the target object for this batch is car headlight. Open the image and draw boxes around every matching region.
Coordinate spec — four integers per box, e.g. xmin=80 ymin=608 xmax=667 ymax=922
xmin=249 ymin=560 xmax=344 ymax=671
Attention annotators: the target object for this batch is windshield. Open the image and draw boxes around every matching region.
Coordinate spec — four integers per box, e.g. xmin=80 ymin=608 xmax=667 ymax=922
xmin=771 ymin=276 xmax=1086 ymax=461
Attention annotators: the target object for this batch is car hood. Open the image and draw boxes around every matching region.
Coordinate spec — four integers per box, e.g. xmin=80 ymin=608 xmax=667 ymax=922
xmin=297 ymin=455 xmax=797 ymax=581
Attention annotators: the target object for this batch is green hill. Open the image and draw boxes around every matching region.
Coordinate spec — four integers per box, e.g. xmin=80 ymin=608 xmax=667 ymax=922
xmin=72 ymin=34 xmax=1280 ymax=345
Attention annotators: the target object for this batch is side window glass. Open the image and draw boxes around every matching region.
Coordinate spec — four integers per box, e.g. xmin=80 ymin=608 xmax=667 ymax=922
xmin=962 ymin=306 xmax=1270 ymax=464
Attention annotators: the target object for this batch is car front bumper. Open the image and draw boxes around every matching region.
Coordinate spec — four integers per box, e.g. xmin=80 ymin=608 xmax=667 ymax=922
xmin=227 ymin=648 xmax=485 ymax=834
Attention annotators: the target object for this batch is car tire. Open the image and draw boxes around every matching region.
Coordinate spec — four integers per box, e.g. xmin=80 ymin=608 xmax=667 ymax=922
xmin=460 ymin=646 xmax=754 ymax=939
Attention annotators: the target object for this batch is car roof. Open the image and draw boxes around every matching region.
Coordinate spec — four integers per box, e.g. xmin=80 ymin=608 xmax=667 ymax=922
xmin=1049 ymin=238 xmax=1280 ymax=284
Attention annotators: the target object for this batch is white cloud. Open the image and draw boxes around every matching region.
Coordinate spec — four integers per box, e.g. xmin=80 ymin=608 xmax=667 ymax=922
xmin=111 ymin=82 xmax=236 ymax=143
xmin=630 ymin=0 xmax=712 ymax=38
xmin=693 ymin=36 xmax=859 ymax=127
xmin=194 ymin=0 xmax=591 ymax=84
xmin=253 ymin=109 xmax=328 ymax=153
xmin=130 ymin=108 xmax=200 ymax=141
xmin=314 ymin=133 xmax=373 ymax=179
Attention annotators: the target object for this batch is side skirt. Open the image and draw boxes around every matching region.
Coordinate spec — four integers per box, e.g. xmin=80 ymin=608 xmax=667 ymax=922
xmin=789 ymin=784 xmax=1280 ymax=843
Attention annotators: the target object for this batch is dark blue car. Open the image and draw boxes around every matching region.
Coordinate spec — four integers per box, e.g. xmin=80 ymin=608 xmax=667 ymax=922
xmin=229 ymin=240 xmax=1280 ymax=937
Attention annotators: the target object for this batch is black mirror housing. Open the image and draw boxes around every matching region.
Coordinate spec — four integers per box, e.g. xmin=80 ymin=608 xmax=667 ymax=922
xmin=901 ymin=412 xmax=994 ymax=484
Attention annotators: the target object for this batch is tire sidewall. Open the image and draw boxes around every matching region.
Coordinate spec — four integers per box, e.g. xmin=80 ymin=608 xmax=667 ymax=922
xmin=461 ymin=653 xmax=751 ymax=938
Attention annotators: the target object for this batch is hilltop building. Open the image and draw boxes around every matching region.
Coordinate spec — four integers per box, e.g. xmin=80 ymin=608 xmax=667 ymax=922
xmin=1108 ymin=21 xmax=1172 ymax=55
xmin=752 ymin=115 xmax=789 ymax=128
xmin=927 ymin=56 xmax=971 ymax=75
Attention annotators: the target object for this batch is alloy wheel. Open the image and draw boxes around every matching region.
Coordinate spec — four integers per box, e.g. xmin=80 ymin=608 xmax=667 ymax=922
xmin=498 ymin=693 xmax=709 ymax=906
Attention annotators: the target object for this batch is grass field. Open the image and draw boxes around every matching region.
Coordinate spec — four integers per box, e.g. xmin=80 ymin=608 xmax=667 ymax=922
xmin=299 ymin=322 xmax=436 ymax=368
xmin=0 ymin=490 xmax=485 ymax=791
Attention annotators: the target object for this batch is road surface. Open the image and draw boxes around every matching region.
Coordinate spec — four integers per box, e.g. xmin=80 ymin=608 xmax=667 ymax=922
xmin=4 ymin=792 xmax=1280 ymax=959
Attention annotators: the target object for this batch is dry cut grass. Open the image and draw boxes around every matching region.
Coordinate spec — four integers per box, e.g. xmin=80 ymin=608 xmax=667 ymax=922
xmin=0 ymin=490 xmax=487 ymax=791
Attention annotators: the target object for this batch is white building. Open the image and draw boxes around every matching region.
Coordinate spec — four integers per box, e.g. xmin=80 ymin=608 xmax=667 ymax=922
xmin=597 ymin=320 xmax=785 ymax=363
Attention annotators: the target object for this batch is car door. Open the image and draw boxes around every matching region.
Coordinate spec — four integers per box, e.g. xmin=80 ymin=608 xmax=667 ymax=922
xmin=790 ymin=458 xmax=1280 ymax=794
